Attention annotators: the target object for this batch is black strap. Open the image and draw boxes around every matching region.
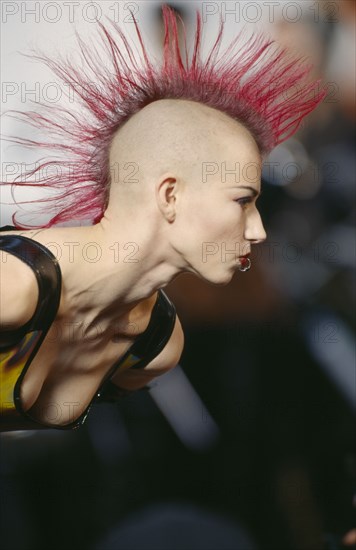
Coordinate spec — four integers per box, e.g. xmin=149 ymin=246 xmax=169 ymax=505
xmin=97 ymin=289 xmax=177 ymax=402
xmin=124 ymin=289 xmax=176 ymax=369
xmin=0 ymin=232 xmax=62 ymax=347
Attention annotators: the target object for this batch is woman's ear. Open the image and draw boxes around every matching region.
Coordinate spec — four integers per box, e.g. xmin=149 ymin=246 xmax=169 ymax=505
xmin=155 ymin=175 xmax=178 ymax=222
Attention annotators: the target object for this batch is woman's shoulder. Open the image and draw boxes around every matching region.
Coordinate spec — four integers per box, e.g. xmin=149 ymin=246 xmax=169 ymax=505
xmin=0 ymin=227 xmax=59 ymax=332
xmin=0 ymin=250 xmax=39 ymax=330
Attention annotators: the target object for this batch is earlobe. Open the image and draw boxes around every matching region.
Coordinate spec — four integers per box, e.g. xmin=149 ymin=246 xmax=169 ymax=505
xmin=156 ymin=175 xmax=177 ymax=222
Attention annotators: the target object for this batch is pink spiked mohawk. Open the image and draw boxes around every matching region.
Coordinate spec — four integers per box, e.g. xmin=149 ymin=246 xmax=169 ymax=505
xmin=2 ymin=4 xmax=326 ymax=228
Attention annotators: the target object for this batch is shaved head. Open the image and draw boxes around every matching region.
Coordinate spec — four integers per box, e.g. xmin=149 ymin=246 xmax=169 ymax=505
xmin=107 ymin=99 xmax=260 ymax=209
xmin=100 ymin=99 xmax=265 ymax=286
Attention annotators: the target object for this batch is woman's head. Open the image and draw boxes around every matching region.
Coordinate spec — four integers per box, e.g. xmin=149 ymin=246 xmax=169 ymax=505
xmin=107 ymin=98 xmax=266 ymax=285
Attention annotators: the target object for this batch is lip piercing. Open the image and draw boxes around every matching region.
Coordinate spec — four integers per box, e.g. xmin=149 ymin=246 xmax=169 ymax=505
xmin=239 ymin=257 xmax=251 ymax=272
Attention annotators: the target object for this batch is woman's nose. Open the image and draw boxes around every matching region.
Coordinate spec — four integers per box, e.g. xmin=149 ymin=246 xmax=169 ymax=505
xmin=244 ymin=209 xmax=267 ymax=244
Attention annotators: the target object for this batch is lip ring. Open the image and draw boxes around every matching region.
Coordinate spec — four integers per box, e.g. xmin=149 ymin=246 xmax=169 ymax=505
xmin=238 ymin=257 xmax=251 ymax=272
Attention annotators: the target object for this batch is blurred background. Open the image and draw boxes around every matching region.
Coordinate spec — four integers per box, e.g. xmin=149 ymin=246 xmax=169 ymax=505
xmin=1 ymin=1 xmax=355 ymax=549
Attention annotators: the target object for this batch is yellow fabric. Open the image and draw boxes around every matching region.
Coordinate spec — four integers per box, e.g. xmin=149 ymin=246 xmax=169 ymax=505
xmin=0 ymin=331 xmax=41 ymax=417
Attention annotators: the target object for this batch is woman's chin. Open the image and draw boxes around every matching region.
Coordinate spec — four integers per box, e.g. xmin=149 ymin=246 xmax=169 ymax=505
xmin=199 ymin=266 xmax=235 ymax=286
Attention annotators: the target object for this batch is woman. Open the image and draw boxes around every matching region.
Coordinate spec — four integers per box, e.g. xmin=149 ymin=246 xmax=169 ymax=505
xmin=0 ymin=5 xmax=325 ymax=431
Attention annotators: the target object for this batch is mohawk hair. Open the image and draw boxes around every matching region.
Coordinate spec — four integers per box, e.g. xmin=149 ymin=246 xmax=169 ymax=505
xmin=2 ymin=4 xmax=325 ymax=228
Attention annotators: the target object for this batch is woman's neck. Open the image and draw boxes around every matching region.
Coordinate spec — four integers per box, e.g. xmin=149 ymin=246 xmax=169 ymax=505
xmin=24 ymin=218 xmax=182 ymax=328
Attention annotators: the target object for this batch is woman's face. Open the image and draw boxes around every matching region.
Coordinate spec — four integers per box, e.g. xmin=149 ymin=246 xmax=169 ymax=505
xmin=172 ymin=125 xmax=267 ymax=285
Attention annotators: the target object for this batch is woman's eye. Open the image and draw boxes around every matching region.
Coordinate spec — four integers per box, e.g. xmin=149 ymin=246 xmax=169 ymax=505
xmin=235 ymin=197 xmax=252 ymax=208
